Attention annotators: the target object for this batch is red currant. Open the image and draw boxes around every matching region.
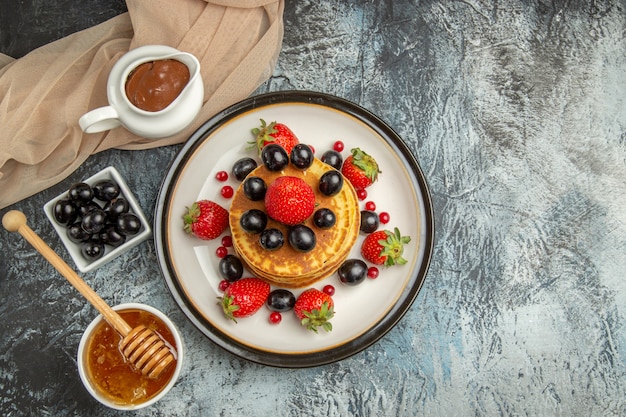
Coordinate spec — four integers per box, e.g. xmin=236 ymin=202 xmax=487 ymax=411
xmin=221 ymin=185 xmax=234 ymax=199
xmin=308 ymin=144 xmax=315 ymax=154
xmin=221 ymin=235 xmax=233 ymax=247
xmin=379 ymin=212 xmax=390 ymax=224
xmin=367 ymin=267 xmax=379 ymax=279
xmin=218 ymin=280 xmax=230 ymax=291
xmin=216 ymin=246 xmax=228 ymax=258
xmin=333 ymin=141 xmax=344 ymax=152
xmin=215 ymin=171 xmax=228 ymax=181
xmin=323 ymin=284 xmax=335 ymax=296
xmin=269 ymin=311 xmax=282 ymax=324
xmin=365 ymin=201 xmax=376 ymax=211
xmin=357 ymin=189 xmax=368 ymax=200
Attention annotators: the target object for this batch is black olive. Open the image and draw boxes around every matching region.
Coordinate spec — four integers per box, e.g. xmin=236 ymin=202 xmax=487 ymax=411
xmin=81 ymin=241 xmax=105 ymax=260
xmin=92 ymin=179 xmax=121 ymax=201
xmin=67 ymin=222 xmax=92 ymax=243
xmin=68 ymin=182 xmax=94 ymax=203
xmin=115 ymin=213 xmax=142 ymax=236
xmin=104 ymin=197 xmax=130 ymax=219
xmin=81 ymin=209 xmax=107 ymax=234
xmin=53 ymin=198 xmax=78 ymax=225
xmin=99 ymin=225 xmax=127 ymax=247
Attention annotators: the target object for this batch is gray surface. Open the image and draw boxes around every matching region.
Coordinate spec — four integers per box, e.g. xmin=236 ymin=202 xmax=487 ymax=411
xmin=1 ymin=1 xmax=626 ymax=416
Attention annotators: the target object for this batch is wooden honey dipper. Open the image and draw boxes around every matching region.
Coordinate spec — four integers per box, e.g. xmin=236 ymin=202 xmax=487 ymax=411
xmin=2 ymin=210 xmax=176 ymax=379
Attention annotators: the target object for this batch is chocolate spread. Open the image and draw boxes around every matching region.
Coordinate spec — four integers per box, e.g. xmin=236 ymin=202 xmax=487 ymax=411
xmin=125 ymin=59 xmax=190 ymax=112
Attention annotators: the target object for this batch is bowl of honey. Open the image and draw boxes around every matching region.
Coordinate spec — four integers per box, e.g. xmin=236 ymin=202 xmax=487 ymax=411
xmin=77 ymin=303 xmax=184 ymax=410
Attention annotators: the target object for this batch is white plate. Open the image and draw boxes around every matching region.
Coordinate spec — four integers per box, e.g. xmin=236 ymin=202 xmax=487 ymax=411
xmin=154 ymin=91 xmax=434 ymax=367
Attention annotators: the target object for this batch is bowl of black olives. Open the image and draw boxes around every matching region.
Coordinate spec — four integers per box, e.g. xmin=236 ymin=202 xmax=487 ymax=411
xmin=43 ymin=167 xmax=151 ymax=272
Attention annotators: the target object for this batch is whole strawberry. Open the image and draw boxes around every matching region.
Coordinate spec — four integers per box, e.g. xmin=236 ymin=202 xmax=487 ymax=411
xmin=264 ymin=176 xmax=315 ymax=225
xmin=183 ymin=200 xmax=229 ymax=240
xmin=361 ymin=227 xmax=411 ymax=266
xmin=341 ymin=148 xmax=381 ymax=190
xmin=294 ymin=288 xmax=334 ymax=333
xmin=250 ymin=119 xmax=299 ymax=155
xmin=220 ymin=277 xmax=271 ymax=322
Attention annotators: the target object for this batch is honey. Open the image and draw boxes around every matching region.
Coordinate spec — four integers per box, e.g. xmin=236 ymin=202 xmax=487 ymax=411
xmin=84 ymin=309 xmax=177 ymax=405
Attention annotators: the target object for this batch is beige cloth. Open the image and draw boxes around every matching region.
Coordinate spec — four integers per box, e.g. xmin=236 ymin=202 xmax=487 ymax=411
xmin=0 ymin=0 xmax=284 ymax=209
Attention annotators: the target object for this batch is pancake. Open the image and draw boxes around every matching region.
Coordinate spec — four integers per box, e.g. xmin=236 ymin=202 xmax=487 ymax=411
xmin=229 ymin=157 xmax=360 ymax=288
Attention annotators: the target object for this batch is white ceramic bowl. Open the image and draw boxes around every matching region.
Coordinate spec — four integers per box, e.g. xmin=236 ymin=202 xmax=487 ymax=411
xmin=43 ymin=166 xmax=151 ymax=272
xmin=77 ymin=303 xmax=184 ymax=410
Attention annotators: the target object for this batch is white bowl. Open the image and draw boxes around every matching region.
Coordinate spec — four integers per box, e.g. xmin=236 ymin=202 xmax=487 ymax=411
xmin=77 ymin=303 xmax=184 ymax=410
xmin=43 ymin=166 xmax=151 ymax=272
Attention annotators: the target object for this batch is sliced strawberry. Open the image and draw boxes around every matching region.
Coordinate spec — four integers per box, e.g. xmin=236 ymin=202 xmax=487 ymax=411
xmin=361 ymin=227 xmax=410 ymax=267
xmin=294 ymin=288 xmax=334 ymax=333
xmin=183 ymin=200 xmax=229 ymax=240
xmin=220 ymin=277 xmax=271 ymax=322
xmin=264 ymin=176 xmax=315 ymax=225
xmin=341 ymin=148 xmax=381 ymax=190
xmin=249 ymin=119 xmax=299 ymax=155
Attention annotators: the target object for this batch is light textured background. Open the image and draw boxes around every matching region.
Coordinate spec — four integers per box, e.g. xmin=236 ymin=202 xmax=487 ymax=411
xmin=1 ymin=1 xmax=625 ymax=416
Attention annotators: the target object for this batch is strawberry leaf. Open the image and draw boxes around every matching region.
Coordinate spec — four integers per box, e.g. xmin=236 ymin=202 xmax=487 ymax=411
xmin=378 ymin=227 xmax=411 ymax=267
xmin=183 ymin=202 xmax=200 ymax=235
xmin=248 ymin=118 xmax=278 ymax=154
xmin=219 ymin=295 xmax=240 ymax=323
xmin=300 ymin=301 xmax=334 ymax=333
xmin=350 ymin=148 xmax=381 ymax=183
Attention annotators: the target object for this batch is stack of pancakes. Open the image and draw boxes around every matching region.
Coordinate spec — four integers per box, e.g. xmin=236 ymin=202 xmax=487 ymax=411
xmin=229 ymin=157 xmax=360 ymax=288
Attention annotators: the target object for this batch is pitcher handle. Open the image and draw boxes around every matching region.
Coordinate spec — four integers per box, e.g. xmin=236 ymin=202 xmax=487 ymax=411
xmin=79 ymin=106 xmax=122 ymax=134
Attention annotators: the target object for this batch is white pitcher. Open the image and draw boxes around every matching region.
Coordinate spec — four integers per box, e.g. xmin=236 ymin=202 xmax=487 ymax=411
xmin=79 ymin=45 xmax=203 ymax=139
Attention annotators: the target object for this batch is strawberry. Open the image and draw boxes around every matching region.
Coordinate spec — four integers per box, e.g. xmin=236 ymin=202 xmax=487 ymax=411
xmin=294 ymin=288 xmax=334 ymax=333
xmin=264 ymin=176 xmax=315 ymax=225
xmin=183 ymin=200 xmax=229 ymax=240
xmin=341 ymin=148 xmax=381 ymax=190
xmin=360 ymin=227 xmax=411 ymax=267
xmin=220 ymin=277 xmax=271 ymax=322
xmin=249 ymin=119 xmax=299 ymax=155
